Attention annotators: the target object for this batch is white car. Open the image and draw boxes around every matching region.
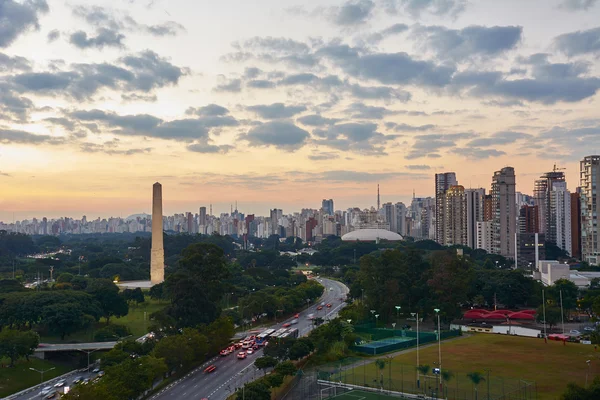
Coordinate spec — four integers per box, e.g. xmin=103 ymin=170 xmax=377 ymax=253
xmin=40 ymin=387 xmax=53 ymax=395
xmin=92 ymin=367 xmax=100 ymax=373
xmin=54 ymin=380 xmax=66 ymax=388
xmin=584 ymin=327 xmax=595 ymax=332
xmin=569 ymin=329 xmax=582 ymax=336
xmin=246 ymin=349 xmax=254 ymax=355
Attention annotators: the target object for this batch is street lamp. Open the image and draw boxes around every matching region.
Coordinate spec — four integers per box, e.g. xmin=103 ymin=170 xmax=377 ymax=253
xmin=411 ymin=312 xmax=420 ymax=389
xmin=347 ymin=319 xmax=352 ymax=324
xmin=79 ymin=348 xmax=101 ymax=371
xmin=375 ymin=314 xmax=379 ymax=326
xmin=434 ymin=308 xmax=442 ymax=394
xmin=29 ymin=367 xmax=55 ymax=387
xmin=395 ymin=305 xmax=401 ymax=322
xmin=586 ymin=360 xmax=591 ymax=387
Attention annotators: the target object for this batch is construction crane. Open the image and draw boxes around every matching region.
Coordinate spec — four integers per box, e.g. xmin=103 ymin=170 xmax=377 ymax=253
xmin=553 ymin=163 xmax=566 ymax=172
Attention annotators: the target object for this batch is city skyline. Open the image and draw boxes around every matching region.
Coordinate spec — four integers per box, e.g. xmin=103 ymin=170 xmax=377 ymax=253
xmin=1 ymin=0 xmax=600 ymax=220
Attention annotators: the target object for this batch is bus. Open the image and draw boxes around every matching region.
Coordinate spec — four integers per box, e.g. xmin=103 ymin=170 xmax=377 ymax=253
xmin=270 ymin=328 xmax=289 ymax=339
xmin=257 ymin=329 xmax=275 ymax=340
xmin=280 ymin=328 xmax=299 ymax=339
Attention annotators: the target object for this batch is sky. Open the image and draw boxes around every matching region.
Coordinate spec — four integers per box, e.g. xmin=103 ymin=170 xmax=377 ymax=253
xmin=1 ymin=0 xmax=600 ymax=220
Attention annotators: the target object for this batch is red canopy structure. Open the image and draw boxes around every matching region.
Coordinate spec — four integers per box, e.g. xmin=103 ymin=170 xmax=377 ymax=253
xmin=469 ymin=309 xmax=488 ymax=313
xmin=493 ymin=309 xmax=512 ymax=315
xmin=548 ymin=334 xmax=569 ymax=341
xmin=463 ymin=311 xmax=487 ymax=319
xmin=508 ymin=312 xmax=536 ymax=320
xmin=483 ymin=313 xmax=509 ymax=319
xmin=521 ymin=309 xmax=537 ymax=315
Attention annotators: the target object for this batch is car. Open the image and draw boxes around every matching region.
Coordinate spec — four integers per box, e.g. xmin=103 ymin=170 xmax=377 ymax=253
xmin=290 ymin=319 xmax=298 ymax=325
xmin=317 ymin=306 xmax=323 ymax=310
xmin=584 ymin=326 xmax=595 ymax=332
xmin=220 ymin=349 xmax=230 ymax=356
xmin=237 ymin=352 xmax=247 ymax=359
xmin=307 ymin=313 xmax=315 ymax=319
xmin=92 ymin=367 xmax=100 ymax=373
xmin=294 ymin=313 xmax=300 ymax=319
xmin=40 ymin=387 xmax=53 ymax=396
xmin=45 ymin=392 xmax=57 ymax=399
xmin=282 ymin=322 xmax=291 ymax=328
xmin=246 ymin=349 xmax=254 ymax=355
xmin=204 ymin=365 xmax=217 ymax=373
xmin=98 ymin=371 xmax=105 ymax=377
xmin=570 ymin=329 xmax=582 ymax=335
xmin=82 ymin=378 xmax=90 ymax=385
xmin=252 ymin=344 xmax=259 ymax=350
xmin=54 ymin=380 xmax=66 ymax=388
xmin=326 ymin=303 xmax=332 ymax=308
xmin=72 ymin=376 xmax=83 ymax=384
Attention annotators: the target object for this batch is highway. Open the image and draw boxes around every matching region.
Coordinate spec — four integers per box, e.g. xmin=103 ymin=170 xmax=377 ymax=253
xmin=150 ymin=277 xmax=349 ymax=400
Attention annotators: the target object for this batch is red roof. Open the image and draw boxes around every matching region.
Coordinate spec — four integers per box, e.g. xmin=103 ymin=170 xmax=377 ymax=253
xmin=463 ymin=311 xmax=486 ymax=319
xmin=520 ymin=309 xmax=537 ymax=315
xmin=493 ymin=309 xmax=512 ymax=315
xmin=483 ymin=313 xmax=508 ymax=319
xmin=469 ymin=309 xmax=488 ymax=313
xmin=508 ymin=312 xmax=536 ymax=320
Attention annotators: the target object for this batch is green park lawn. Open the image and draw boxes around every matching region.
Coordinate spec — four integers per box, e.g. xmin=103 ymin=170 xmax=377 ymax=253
xmin=0 ymin=357 xmax=72 ymax=398
xmin=40 ymin=297 xmax=168 ymax=343
xmin=342 ymin=334 xmax=598 ymax=400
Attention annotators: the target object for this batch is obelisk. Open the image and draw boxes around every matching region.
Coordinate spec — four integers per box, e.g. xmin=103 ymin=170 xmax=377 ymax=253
xmin=151 ymin=182 xmax=164 ymax=284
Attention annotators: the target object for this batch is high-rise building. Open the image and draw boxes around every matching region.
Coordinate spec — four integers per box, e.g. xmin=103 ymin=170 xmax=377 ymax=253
xmin=199 ymin=207 xmax=207 ymax=234
xmin=322 ymin=199 xmax=334 ymax=216
xmin=581 ymin=156 xmax=600 ymax=264
xmin=491 ymin=167 xmax=516 ymax=258
xmin=571 ymin=191 xmax=582 ymax=259
xmin=465 ymin=188 xmax=485 ymax=249
xmin=551 ymin=181 xmax=572 ymax=254
xmin=306 ymin=217 xmax=318 ymax=242
xmin=534 ymin=170 xmax=566 ymax=242
xmin=443 ymin=185 xmax=467 ymax=246
xmin=435 ymin=172 xmax=458 ymax=244
xmin=382 ymin=202 xmax=396 ymax=232
xmin=476 ymin=221 xmax=493 ymax=253
xmin=151 ymin=182 xmax=165 ymax=285
xmin=395 ymin=202 xmax=407 ymax=236
xmin=483 ymin=194 xmax=494 ymax=221
xmin=42 ymin=217 xmax=48 ymax=235
xmin=517 ymin=233 xmax=545 ymax=270
xmin=519 ymin=205 xmax=539 ymax=234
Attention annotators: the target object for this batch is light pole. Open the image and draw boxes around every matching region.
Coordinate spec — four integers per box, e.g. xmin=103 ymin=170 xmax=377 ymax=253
xmin=560 ymin=289 xmax=565 ymax=334
xmin=411 ymin=312 xmax=420 ymax=389
xmin=29 ymin=367 xmax=55 ymax=387
xmin=434 ymin=308 xmax=442 ymax=394
xmin=586 ymin=360 xmax=591 ymax=387
xmin=484 ymin=369 xmax=491 ymax=400
xmin=375 ymin=314 xmax=379 ymax=327
xmin=79 ymin=348 xmax=100 ymax=372
xmin=542 ymin=289 xmax=547 ymax=339
xmin=395 ymin=305 xmax=401 ymax=323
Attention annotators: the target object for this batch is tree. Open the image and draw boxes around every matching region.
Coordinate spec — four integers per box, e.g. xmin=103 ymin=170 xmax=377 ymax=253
xmin=255 ymin=356 xmax=278 ymax=375
xmin=149 ymin=282 xmax=165 ymax=301
xmin=0 ymin=279 xmax=25 ymax=293
xmin=0 ymin=329 xmax=40 ymax=366
xmin=289 ymin=340 xmax=312 ymax=360
xmin=86 ymin=279 xmax=129 ymax=324
xmin=274 ymin=360 xmax=297 ymax=377
xmin=265 ymin=373 xmax=284 ymax=388
xmin=549 ymin=279 xmax=578 ymax=312
xmin=467 ymin=372 xmax=485 ymax=400
xmin=537 ymin=305 xmax=561 ymax=330
xmin=152 ymin=333 xmax=195 ymax=370
xmin=57 ymin=273 xmax=74 ymax=283
xmin=560 ymin=377 xmax=600 ymax=400
xmin=43 ymin=303 xmax=94 ymax=340
xmin=237 ymin=381 xmax=271 ymax=400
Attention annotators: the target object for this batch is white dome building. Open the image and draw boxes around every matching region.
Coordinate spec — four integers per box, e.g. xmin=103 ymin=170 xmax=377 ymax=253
xmin=341 ymin=228 xmax=403 ymax=242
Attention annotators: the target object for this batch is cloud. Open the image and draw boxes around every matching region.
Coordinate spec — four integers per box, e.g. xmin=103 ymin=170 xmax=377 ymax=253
xmin=308 ymin=151 xmax=340 ymax=160
xmin=0 ymin=128 xmax=64 ymax=145
xmin=69 ymin=28 xmax=125 ymax=49
xmin=186 ymin=104 xmax=230 ymax=117
xmin=559 ymin=0 xmax=599 ymax=11
xmin=405 ymin=164 xmax=431 ymax=170
xmin=317 ymin=170 xmax=427 ymax=182
xmin=554 ymin=27 xmax=600 ymax=57
xmin=0 ymin=52 xmax=31 ymax=72
xmin=214 ymin=78 xmax=242 ymax=93
xmin=364 ymin=23 xmax=409 ymax=44
xmin=386 ymin=122 xmax=435 ymax=131
xmin=47 ymin=29 xmax=60 ymax=42
xmin=0 ymin=171 xmax=11 ymax=177
xmin=466 ymin=131 xmax=532 ymax=147
xmin=0 ymin=0 xmax=49 ymax=48
xmin=186 ymin=143 xmax=234 ymax=154
xmin=223 ymin=36 xmax=318 ymax=68
xmin=243 ymin=67 xmax=262 ymax=79
xmin=121 ymin=93 xmax=157 ymax=102
xmin=412 ymin=24 xmax=523 ymax=61
xmin=247 ymin=79 xmax=276 ymax=89
xmin=330 ymin=0 xmax=375 ymax=26
xmin=80 ymin=141 xmax=152 ymax=155
xmin=313 ymin=122 xmax=400 ymax=155
xmin=348 ymin=83 xmax=411 ymax=101
xmin=9 ymin=50 xmax=187 ymax=100
xmin=0 ymin=89 xmax=34 ymax=120
xmin=242 ymin=121 xmax=310 ymax=151
xmin=69 ymin=109 xmax=238 ymax=141
xmin=383 ymin=0 xmax=468 ymax=18
xmin=454 ymin=147 xmax=507 ymax=158
xmin=345 ymin=102 xmax=397 ymax=119
xmin=247 ymin=103 xmax=308 ymax=119
xmin=407 ymin=132 xmax=476 ymax=158
xmin=297 ymin=114 xmax=340 ymax=126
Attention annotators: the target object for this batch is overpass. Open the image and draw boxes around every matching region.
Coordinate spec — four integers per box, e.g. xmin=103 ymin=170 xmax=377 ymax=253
xmin=34 ymin=342 xmax=117 ymax=359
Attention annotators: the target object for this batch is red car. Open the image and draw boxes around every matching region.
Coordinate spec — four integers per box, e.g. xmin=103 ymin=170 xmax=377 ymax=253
xmin=317 ymin=306 xmax=323 ymax=310
xmin=237 ymin=352 xmax=247 ymax=359
xmin=294 ymin=313 xmax=300 ymax=319
xmin=282 ymin=323 xmax=291 ymax=328
xmin=326 ymin=304 xmax=332 ymax=308
xmin=204 ymin=365 xmax=216 ymax=373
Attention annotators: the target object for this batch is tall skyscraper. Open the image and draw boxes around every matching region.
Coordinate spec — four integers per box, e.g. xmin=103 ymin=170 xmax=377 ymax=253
xmin=519 ymin=205 xmax=539 ymax=234
xmin=571 ymin=191 xmax=582 ymax=259
xmin=151 ymin=182 xmax=165 ymax=285
xmin=382 ymin=202 xmax=396 ymax=232
xmin=491 ymin=167 xmax=516 ymax=258
xmin=322 ymin=199 xmax=334 ymax=216
xmin=534 ymin=169 xmax=566 ymax=242
xmin=435 ymin=172 xmax=458 ymax=244
xmin=465 ymin=188 xmax=485 ymax=249
xmin=199 ymin=207 xmax=207 ymax=234
xmin=551 ymin=181 xmax=572 ymax=254
xmin=443 ymin=185 xmax=467 ymax=246
xmin=395 ymin=202 xmax=407 ymax=236
xmin=580 ymin=156 xmax=600 ymax=264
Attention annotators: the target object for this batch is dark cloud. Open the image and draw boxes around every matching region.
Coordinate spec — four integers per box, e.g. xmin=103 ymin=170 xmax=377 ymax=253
xmin=9 ymin=50 xmax=187 ymax=100
xmin=0 ymin=52 xmax=31 ymax=72
xmin=408 ymin=132 xmax=476 ymax=158
xmin=243 ymin=121 xmax=310 ymax=151
xmin=0 ymin=128 xmax=64 ymax=145
xmin=247 ymin=103 xmax=307 ymax=119
xmin=297 ymin=114 xmax=340 ymax=126
xmin=308 ymin=151 xmax=340 ymax=160
xmin=0 ymin=89 xmax=34 ymax=120
xmin=559 ymin=0 xmax=599 ymax=11
xmin=482 ymin=99 xmax=525 ymax=107
xmin=386 ymin=122 xmax=435 ymax=131
xmin=47 ymin=29 xmax=60 ymax=42
xmin=247 ymin=79 xmax=275 ymax=89
xmin=466 ymin=131 xmax=531 ymax=147
xmin=412 ymin=24 xmax=523 ymax=61
xmin=405 ymin=164 xmax=431 ymax=170
xmin=214 ymin=78 xmax=242 ymax=93
xmin=0 ymin=0 xmax=49 ymax=48
xmin=69 ymin=109 xmax=238 ymax=141
xmin=313 ymin=122 xmax=400 ymax=155
xmin=454 ymin=147 xmax=507 ymax=159
xmin=330 ymin=0 xmax=375 ymax=26
xmin=186 ymin=143 xmax=234 ymax=154
xmin=145 ymin=21 xmax=185 ymax=36
xmin=365 ymin=23 xmax=409 ymax=44
xmin=554 ymin=27 xmax=600 ymax=57
xmin=69 ymin=28 xmax=125 ymax=49
xmin=243 ymin=67 xmax=262 ymax=79
xmin=383 ymin=0 xmax=468 ymax=18
xmin=186 ymin=104 xmax=230 ymax=117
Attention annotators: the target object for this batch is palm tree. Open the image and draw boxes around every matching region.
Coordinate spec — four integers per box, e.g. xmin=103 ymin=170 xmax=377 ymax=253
xmin=375 ymin=359 xmax=386 ymax=389
xmin=416 ymin=365 xmax=430 ymax=393
xmin=441 ymin=370 xmax=453 ymax=398
xmin=467 ymin=372 xmax=486 ymax=400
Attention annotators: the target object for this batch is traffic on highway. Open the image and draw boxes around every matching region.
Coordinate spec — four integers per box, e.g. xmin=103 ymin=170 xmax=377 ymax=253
xmin=149 ymin=277 xmax=349 ymax=400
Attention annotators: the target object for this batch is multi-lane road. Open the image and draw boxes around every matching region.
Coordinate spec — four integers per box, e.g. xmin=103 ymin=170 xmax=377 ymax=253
xmin=150 ymin=277 xmax=349 ymax=400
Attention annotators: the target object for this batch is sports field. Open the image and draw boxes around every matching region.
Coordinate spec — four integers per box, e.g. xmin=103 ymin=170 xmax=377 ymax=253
xmin=336 ymin=333 xmax=598 ymax=400
xmin=326 ymin=389 xmax=403 ymax=400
